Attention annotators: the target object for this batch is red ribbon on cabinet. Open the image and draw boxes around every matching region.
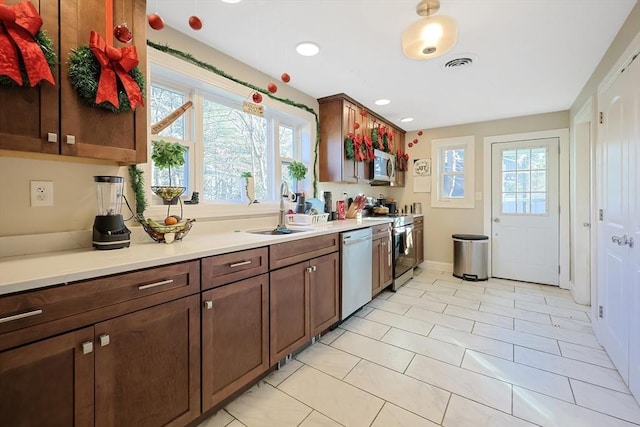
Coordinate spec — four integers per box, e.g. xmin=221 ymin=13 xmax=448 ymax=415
xmin=89 ymin=30 xmax=143 ymax=110
xmin=0 ymin=0 xmax=54 ymax=86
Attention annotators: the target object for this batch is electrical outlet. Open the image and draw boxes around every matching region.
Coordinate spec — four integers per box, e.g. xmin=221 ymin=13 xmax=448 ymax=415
xmin=30 ymin=181 xmax=54 ymax=207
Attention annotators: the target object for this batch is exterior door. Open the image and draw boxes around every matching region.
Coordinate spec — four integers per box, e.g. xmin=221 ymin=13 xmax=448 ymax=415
xmin=491 ymin=138 xmax=560 ymax=285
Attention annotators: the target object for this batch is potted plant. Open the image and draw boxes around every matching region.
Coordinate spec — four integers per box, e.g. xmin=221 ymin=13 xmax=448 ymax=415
xmin=240 ymin=171 xmax=256 ymax=206
xmin=151 ymin=140 xmax=187 ymax=203
xmin=287 ymin=161 xmax=308 ymax=192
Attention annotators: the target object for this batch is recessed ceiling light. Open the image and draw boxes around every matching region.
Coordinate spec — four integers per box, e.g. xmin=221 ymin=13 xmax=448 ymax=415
xmin=374 ymin=99 xmax=391 ymax=106
xmin=221 ymin=0 xmax=242 ymax=3
xmin=400 ymin=117 xmax=414 ymax=123
xmin=296 ymin=42 xmax=320 ymax=57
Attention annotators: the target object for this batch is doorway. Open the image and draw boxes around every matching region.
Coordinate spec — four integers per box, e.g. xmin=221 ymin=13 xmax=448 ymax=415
xmin=483 ymin=129 xmax=570 ymax=287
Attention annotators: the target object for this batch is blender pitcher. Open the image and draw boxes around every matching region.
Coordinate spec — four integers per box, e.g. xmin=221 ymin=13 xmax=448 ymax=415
xmin=92 ymin=176 xmax=131 ymax=250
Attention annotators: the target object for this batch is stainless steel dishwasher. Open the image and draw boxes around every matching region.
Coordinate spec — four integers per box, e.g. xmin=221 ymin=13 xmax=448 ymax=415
xmin=341 ymin=227 xmax=373 ymax=320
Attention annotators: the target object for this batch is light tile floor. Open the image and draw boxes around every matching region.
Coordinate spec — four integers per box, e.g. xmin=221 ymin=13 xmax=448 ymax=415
xmin=200 ymin=269 xmax=640 ymax=427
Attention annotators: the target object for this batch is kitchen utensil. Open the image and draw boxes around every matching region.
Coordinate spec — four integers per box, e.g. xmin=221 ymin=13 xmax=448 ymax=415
xmin=384 ymin=201 xmax=398 ymax=215
xmin=294 ymin=192 xmax=306 ymax=213
xmin=93 ymin=176 xmax=130 ymax=250
xmin=413 ymin=202 xmax=422 ymax=214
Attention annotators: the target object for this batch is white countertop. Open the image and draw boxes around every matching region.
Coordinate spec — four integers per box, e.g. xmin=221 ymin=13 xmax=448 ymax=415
xmin=0 ymin=218 xmax=394 ymax=296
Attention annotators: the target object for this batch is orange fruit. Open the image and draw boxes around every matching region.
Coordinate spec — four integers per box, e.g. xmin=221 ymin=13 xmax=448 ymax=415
xmin=164 ymin=216 xmax=178 ymax=225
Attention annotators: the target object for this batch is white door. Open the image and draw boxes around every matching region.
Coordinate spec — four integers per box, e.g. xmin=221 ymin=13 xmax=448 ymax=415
xmin=491 ymin=138 xmax=559 ymax=285
xmin=597 ymin=51 xmax=639 ymax=389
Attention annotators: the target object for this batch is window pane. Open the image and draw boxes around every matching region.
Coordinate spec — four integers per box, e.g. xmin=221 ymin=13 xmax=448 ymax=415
xmin=279 ymin=125 xmax=294 ymax=158
xmin=281 ymin=162 xmax=293 ymax=194
xmin=502 ymin=193 xmax=516 ymax=213
xmin=502 ymin=171 xmax=516 ymax=192
xmin=516 ymin=149 xmax=530 ymax=170
xmin=517 ymin=193 xmax=530 ymax=214
xmin=531 ymin=192 xmax=547 ymax=214
xmin=443 ymin=175 xmax=465 ymax=198
xmin=517 ymin=171 xmax=530 ymax=191
xmin=150 ymin=85 xmax=186 ymax=140
xmin=202 ymin=99 xmax=268 ymax=201
xmin=531 ymin=148 xmax=547 ymax=169
xmin=502 ymin=150 xmax=516 ymax=171
xmin=444 ymin=149 xmax=465 ymax=173
xmin=531 ymin=171 xmax=546 ymax=191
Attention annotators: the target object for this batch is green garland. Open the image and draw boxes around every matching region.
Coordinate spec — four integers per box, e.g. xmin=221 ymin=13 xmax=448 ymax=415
xmin=128 ymin=165 xmax=147 ymax=221
xmin=0 ymin=30 xmax=56 ymax=87
xmin=68 ymin=45 xmax=146 ymax=114
xmin=147 ymin=40 xmax=320 ymax=198
xmin=345 ymin=135 xmax=355 ymax=160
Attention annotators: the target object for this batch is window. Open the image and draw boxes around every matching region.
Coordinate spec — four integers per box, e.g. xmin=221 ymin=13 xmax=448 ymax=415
xmin=147 ymin=50 xmax=314 ymax=215
xmin=431 ymin=136 xmax=475 ymax=208
xmin=499 ymin=146 xmax=548 ymax=214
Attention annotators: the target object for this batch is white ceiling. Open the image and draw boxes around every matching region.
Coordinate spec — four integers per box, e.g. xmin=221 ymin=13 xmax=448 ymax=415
xmin=150 ymin=0 xmax=637 ymax=131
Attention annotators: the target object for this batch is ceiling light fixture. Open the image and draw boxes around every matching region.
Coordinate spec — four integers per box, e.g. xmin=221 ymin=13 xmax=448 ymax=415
xmin=400 ymin=117 xmax=414 ymax=123
xmin=296 ymin=42 xmax=320 ymax=57
xmin=402 ymin=0 xmax=457 ymax=60
xmin=374 ymin=99 xmax=391 ymax=106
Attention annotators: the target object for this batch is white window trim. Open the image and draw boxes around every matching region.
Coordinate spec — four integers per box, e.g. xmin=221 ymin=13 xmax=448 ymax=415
xmin=145 ymin=48 xmax=316 ymax=220
xmin=431 ymin=135 xmax=475 ymax=209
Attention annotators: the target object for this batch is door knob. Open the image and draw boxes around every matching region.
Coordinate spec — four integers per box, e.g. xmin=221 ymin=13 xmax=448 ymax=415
xmin=583 ymin=223 xmax=591 ymax=227
xmin=493 ymin=218 xmax=500 ymax=223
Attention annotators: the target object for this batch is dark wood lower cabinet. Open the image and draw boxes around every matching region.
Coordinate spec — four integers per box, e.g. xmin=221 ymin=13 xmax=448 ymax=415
xmin=270 ymin=252 xmax=339 ymax=364
xmin=0 ymin=327 xmax=94 ymax=427
xmin=414 ymin=218 xmax=424 ymax=266
xmin=372 ymin=224 xmax=393 ymax=297
xmin=94 ymin=295 xmax=201 ymax=427
xmin=202 ymin=274 xmax=269 ymax=412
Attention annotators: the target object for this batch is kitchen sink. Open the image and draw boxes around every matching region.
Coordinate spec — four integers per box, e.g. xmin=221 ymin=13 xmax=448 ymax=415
xmin=247 ymin=228 xmax=308 ymax=235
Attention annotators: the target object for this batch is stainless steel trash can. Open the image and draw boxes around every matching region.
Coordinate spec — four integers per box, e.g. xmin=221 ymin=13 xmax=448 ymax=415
xmin=452 ymin=234 xmax=489 ymax=281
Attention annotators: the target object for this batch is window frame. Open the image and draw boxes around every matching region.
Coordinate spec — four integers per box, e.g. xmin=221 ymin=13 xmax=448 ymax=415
xmin=145 ymin=48 xmax=315 ymax=219
xmin=431 ymin=135 xmax=475 ymax=209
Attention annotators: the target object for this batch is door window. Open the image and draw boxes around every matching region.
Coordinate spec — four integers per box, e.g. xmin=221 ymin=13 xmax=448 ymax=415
xmin=500 ymin=147 xmax=548 ymax=215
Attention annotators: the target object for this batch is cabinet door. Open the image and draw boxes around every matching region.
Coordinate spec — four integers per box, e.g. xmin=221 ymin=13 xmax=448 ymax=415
xmin=202 ymin=274 xmax=269 ymax=411
xmin=59 ymin=0 xmax=147 ymax=163
xmin=0 ymin=327 xmax=94 ymax=427
xmin=310 ymin=252 xmax=340 ymax=336
xmin=415 ymin=226 xmax=424 ymax=265
xmin=372 ymin=237 xmax=383 ymax=296
xmin=270 ymin=262 xmax=309 ymax=364
xmin=0 ymin=0 xmax=58 ymax=155
xmin=94 ymin=295 xmax=200 ymax=427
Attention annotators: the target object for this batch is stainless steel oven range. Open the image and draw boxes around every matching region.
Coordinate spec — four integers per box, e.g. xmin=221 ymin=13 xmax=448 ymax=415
xmin=391 ymin=215 xmax=416 ymax=290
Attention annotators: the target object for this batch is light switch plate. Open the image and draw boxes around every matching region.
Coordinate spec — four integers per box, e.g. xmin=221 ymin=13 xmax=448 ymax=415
xmin=31 ymin=181 xmax=54 ymax=207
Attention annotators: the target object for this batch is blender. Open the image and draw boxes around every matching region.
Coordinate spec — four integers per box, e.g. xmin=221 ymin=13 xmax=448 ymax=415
xmin=92 ymin=176 xmax=130 ymax=250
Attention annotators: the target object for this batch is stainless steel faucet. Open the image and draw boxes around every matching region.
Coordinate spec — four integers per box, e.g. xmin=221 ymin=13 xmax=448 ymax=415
xmin=277 ymin=181 xmax=289 ymax=229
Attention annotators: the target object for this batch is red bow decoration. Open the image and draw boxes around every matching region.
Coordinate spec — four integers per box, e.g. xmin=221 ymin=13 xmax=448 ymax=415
xmin=354 ymin=134 xmax=364 ymax=161
xmin=0 ymin=0 xmax=54 ymax=86
xmin=89 ymin=31 xmax=143 ymax=110
xmin=364 ymin=135 xmax=374 ymax=161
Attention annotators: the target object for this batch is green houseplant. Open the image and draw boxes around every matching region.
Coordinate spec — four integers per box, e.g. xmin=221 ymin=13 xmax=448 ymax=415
xmin=240 ymin=171 xmax=256 ymax=205
xmin=287 ymin=161 xmax=308 ymax=192
xmin=151 ymin=140 xmax=187 ymax=203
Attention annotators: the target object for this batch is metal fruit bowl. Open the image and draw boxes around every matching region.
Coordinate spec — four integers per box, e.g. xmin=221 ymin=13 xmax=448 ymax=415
xmin=140 ymin=218 xmax=195 ymax=243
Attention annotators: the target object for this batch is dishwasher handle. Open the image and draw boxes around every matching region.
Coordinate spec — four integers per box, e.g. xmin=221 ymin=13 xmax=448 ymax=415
xmin=343 ymin=237 xmax=371 ymax=245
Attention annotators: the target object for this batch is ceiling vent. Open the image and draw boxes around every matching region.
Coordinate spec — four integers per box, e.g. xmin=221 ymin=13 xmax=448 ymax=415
xmin=443 ymin=56 xmax=475 ymax=69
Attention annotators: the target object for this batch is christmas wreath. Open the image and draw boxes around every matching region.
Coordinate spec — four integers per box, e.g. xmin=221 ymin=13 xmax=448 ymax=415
xmin=68 ymin=31 xmax=145 ymax=113
xmin=0 ymin=0 xmax=56 ymax=88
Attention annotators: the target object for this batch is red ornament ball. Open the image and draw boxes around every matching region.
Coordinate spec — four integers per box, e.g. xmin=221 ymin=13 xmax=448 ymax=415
xmin=360 ymin=109 xmax=368 ymax=117
xmin=113 ymin=23 xmax=132 ymax=43
xmin=417 ymin=130 xmax=423 ymax=136
xmin=267 ymin=83 xmax=278 ymax=93
xmin=189 ymin=16 xmax=202 ymax=30
xmin=281 ymin=73 xmax=291 ymax=83
xmin=148 ymin=13 xmax=164 ymax=30
xmin=408 ymin=142 xmax=414 ymax=148
xmin=404 ymin=153 xmax=409 ymax=160
xmin=252 ymin=92 xmax=263 ymax=103
xmin=413 ymin=138 xmax=418 ymax=143
xmin=353 ymin=123 xmax=360 ymax=130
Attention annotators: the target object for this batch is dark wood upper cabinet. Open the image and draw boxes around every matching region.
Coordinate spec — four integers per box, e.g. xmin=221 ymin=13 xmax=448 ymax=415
xmin=0 ymin=0 xmax=147 ymax=164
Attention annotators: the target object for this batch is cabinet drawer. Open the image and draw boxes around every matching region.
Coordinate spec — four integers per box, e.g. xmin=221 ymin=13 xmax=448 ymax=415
xmin=0 ymin=260 xmax=200 ymax=351
xmin=270 ymin=234 xmax=339 ymax=270
xmin=372 ymin=223 xmax=391 ymax=240
xmin=201 ymin=247 xmax=269 ymax=290
xmin=414 ymin=216 xmax=424 ymax=226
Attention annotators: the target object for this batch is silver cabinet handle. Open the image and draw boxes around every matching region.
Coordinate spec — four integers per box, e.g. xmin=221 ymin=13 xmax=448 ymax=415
xmin=204 ymin=300 xmax=213 ymax=310
xmin=229 ymin=260 xmax=252 ymax=268
xmin=82 ymin=341 xmax=94 ymax=355
xmin=306 ymin=266 xmax=313 ymax=273
xmin=47 ymin=132 xmax=57 ymax=143
xmin=138 ymin=279 xmax=173 ymax=290
xmin=66 ymin=135 xmax=76 ymax=145
xmin=0 ymin=309 xmax=43 ymax=324
xmin=99 ymin=334 xmax=110 ymax=347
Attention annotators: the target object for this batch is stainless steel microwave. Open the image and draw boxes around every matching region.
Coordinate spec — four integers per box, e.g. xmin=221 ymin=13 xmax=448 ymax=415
xmin=370 ymin=149 xmax=396 ymax=184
